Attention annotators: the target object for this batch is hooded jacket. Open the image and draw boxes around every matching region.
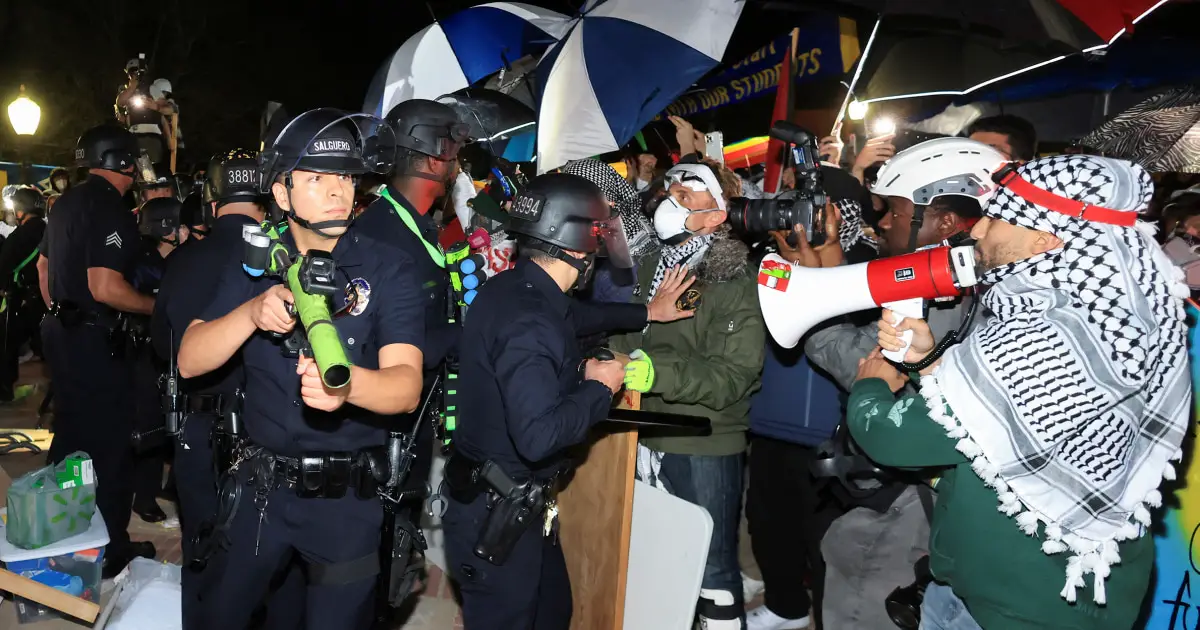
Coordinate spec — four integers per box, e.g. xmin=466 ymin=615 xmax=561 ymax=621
xmin=609 ymin=228 xmax=766 ymax=456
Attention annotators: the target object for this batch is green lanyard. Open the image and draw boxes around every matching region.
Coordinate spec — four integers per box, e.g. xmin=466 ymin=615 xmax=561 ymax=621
xmin=12 ymin=248 xmax=39 ymax=288
xmin=380 ymin=188 xmax=445 ymax=268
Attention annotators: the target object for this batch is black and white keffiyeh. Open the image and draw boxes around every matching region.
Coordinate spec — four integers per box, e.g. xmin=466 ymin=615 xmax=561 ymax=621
xmin=922 ymin=155 xmax=1191 ymax=604
xmin=647 ymin=233 xmax=714 ymax=303
xmin=562 ymin=159 xmax=658 ymax=259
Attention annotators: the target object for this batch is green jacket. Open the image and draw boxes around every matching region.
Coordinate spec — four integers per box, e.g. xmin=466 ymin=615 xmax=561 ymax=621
xmin=848 ymin=378 xmax=1154 ymax=630
xmin=610 ymin=239 xmax=766 ymax=457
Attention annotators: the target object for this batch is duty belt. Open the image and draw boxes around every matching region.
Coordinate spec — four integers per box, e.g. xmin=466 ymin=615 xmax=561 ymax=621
xmin=184 ymin=393 xmax=223 ymax=415
xmin=442 ymin=452 xmax=564 ymax=565
xmin=247 ymin=445 xmax=388 ymax=500
xmin=49 ymin=301 xmax=115 ymax=329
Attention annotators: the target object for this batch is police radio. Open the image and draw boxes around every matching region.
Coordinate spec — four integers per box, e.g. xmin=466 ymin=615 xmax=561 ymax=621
xmin=242 ymin=222 xmax=352 ymax=388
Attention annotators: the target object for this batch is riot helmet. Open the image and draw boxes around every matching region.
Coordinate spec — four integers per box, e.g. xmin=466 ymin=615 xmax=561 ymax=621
xmin=10 ymin=186 xmax=46 ymax=218
xmin=139 ymin=196 xmax=184 ymax=243
xmin=507 ymin=173 xmax=632 ymax=288
xmin=75 ymin=125 xmax=139 ymax=173
xmin=386 ymin=99 xmax=469 ymax=163
xmin=207 ymin=148 xmax=261 ymax=209
xmin=258 ymin=108 xmax=394 ymax=237
xmin=180 ymin=193 xmax=212 ymax=234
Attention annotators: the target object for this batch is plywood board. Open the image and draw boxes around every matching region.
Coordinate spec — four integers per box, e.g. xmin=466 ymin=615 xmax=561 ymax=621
xmin=558 ymin=391 xmax=640 ymax=630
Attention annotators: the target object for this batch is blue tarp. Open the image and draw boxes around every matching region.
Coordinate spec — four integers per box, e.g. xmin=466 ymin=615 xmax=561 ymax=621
xmin=0 ymin=162 xmax=59 ymax=190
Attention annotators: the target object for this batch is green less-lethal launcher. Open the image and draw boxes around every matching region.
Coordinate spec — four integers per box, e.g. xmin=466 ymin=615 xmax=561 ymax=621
xmin=288 ymin=256 xmax=351 ymax=388
xmin=242 ymin=221 xmax=352 ymax=389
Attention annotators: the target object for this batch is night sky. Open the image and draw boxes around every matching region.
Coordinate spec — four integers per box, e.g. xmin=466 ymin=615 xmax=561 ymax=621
xmin=2 ymin=0 xmax=1197 ymax=169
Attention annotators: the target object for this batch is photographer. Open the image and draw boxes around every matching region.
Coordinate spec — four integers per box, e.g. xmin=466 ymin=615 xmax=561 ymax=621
xmin=797 ymin=138 xmax=1007 ymax=630
xmin=849 ymin=155 xmax=1185 ymax=630
xmin=115 ymin=58 xmax=177 ymax=166
xmin=610 ymin=158 xmax=765 ymax=630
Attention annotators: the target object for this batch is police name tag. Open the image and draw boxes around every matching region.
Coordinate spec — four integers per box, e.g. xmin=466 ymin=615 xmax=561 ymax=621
xmin=509 ymin=193 xmax=544 ymax=222
xmin=311 ymin=139 xmax=352 ymax=154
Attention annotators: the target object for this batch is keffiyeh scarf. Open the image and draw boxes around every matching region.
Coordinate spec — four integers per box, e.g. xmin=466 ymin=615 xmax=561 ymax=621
xmin=562 ymin=159 xmax=657 ymax=260
xmin=834 ymin=198 xmax=877 ymax=253
xmin=922 ymin=155 xmax=1191 ymax=604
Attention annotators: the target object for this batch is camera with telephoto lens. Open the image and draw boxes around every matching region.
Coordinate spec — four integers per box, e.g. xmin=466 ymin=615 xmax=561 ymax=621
xmin=886 ymin=555 xmax=933 ymax=629
xmin=727 ymin=121 xmax=827 ymax=244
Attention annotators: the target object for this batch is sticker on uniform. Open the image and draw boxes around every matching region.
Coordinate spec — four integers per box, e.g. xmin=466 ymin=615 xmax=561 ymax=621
xmin=82 ymin=459 xmax=95 ymax=486
xmin=757 ymin=260 xmax=792 ymax=292
xmin=894 ymin=267 xmax=915 ymax=282
xmin=105 ymin=232 xmax=123 ymax=248
xmin=509 ymin=192 xmax=545 ymax=222
xmin=347 ymin=278 xmax=371 ymax=316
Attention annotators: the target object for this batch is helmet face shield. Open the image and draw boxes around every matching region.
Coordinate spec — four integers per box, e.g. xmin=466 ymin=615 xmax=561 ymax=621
xmin=596 ymin=215 xmax=633 ymax=268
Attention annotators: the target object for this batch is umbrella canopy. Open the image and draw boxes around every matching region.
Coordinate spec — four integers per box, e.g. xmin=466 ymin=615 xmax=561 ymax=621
xmin=535 ymin=0 xmax=744 ymax=172
xmin=363 ymin=2 xmax=570 ymax=117
xmin=437 ymin=88 xmax=538 ymax=162
xmin=1078 ymin=86 xmax=1200 ymax=174
xmin=844 ymin=0 xmax=1170 ymax=102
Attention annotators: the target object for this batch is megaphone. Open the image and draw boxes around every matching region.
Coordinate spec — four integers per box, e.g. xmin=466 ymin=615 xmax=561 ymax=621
xmin=757 ymin=246 xmax=979 ymax=360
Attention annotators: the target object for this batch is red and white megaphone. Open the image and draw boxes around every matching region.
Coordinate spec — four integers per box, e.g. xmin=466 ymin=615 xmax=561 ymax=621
xmin=757 ymin=246 xmax=979 ymax=360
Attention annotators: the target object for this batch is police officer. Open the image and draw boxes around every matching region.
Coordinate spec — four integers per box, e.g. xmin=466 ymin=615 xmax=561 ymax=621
xmin=152 ymin=148 xmax=306 ymax=630
xmin=44 ymin=124 xmax=156 ymax=578
xmin=444 ymin=173 xmax=696 ymax=628
xmin=129 ymin=196 xmax=186 ymax=524
xmin=0 ymin=186 xmax=47 ymax=403
xmin=353 ymin=99 xmax=468 ymax=614
xmin=179 ymin=192 xmax=211 ymax=241
xmin=178 ymin=109 xmax=426 ymax=629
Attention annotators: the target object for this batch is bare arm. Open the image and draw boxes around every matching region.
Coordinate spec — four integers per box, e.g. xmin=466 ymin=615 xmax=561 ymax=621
xmin=345 ymin=344 xmax=424 ymax=415
xmin=179 ymin=284 xmax=293 ymax=379
xmin=87 ymin=267 xmax=153 ymax=315
xmin=37 ymin=255 xmax=50 ymax=308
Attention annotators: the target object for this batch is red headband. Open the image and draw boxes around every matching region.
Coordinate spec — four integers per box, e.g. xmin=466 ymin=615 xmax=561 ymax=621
xmin=994 ymin=166 xmax=1137 ymax=227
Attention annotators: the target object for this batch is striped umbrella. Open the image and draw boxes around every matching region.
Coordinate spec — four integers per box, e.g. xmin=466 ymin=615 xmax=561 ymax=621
xmin=535 ymin=0 xmax=745 ymax=172
xmin=363 ymin=3 xmax=570 ymax=117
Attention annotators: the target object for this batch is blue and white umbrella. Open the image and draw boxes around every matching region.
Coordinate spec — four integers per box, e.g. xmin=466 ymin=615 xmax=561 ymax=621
xmin=536 ymin=0 xmax=745 ymax=172
xmin=363 ymin=2 xmax=570 ymax=117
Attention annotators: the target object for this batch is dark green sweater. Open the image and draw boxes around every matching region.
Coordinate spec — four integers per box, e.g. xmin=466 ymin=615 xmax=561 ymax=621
xmin=848 ymin=378 xmax=1154 ymax=630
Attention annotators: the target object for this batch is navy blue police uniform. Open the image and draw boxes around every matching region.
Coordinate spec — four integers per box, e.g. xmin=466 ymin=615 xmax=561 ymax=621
xmin=197 ymin=226 xmax=425 ymax=630
xmin=151 ymin=212 xmax=257 ymax=629
xmin=444 ymin=258 xmax=647 ymax=629
xmin=130 ymin=238 xmax=170 ymax=519
xmin=0 ymin=203 xmax=47 ymax=400
xmin=355 ymin=188 xmax=456 ymax=484
xmin=42 ymin=174 xmax=142 ymax=564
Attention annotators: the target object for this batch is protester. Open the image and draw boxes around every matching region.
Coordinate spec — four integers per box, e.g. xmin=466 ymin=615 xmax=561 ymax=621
xmin=851 ymin=155 xmax=1187 ymax=629
xmin=966 ymin=114 xmax=1038 ymax=162
xmin=610 ymin=157 xmax=765 ymax=630
xmin=800 ymin=138 xmax=1008 ymax=630
xmin=744 ymin=168 xmax=876 ymax=630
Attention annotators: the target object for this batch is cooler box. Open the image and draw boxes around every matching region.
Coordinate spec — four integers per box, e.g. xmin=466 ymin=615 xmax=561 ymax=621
xmin=0 ymin=507 xmax=109 ymax=624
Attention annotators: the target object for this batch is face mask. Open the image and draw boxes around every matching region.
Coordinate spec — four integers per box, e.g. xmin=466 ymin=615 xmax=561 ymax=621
xmin=653 ymin=197 xmax=716 ymax=245
xmin=635 ymin=178 xmax=650 ymax=192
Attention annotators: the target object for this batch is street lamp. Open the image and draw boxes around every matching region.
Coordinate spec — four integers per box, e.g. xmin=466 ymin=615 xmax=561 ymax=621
xmin=8 ymin=86 xmax=41 ymax=185
xmin=8 ymin=85 xmax=41 ymax=136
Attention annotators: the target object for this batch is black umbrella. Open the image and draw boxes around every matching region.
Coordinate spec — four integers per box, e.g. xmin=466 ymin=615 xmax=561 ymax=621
xmin=764 ymin=0 xmax=1167 ymax=103
xmin=1078 ymin=86 xmax=1200 ymax=174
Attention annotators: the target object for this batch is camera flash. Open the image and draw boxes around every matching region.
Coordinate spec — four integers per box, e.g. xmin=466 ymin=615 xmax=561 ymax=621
xmin=874 ymin=118 xmax=896 ymax=136
xmin=847 ymin=100 xmax=869 ymax=121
